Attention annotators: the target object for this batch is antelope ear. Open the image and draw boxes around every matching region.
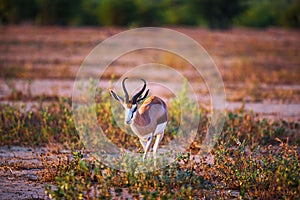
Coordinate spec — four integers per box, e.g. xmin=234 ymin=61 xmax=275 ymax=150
xmin=110 ymin=89 xmax=123 ymax=102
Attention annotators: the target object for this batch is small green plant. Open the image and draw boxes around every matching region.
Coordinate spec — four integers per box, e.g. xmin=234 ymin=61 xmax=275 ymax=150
xmin=46 ymin=151 xmax=211 ymax=199
xmin=214 ymin=140 xmax=300 ymax=199
xmin=0 ymin=97 xmax=79 ymax=147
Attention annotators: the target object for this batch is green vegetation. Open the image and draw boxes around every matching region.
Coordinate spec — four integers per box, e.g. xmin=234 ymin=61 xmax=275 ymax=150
xmin=189 ymin=0 xmax=246 ymax=29
xmin=45 ymin=142 xmax=299 ymax=199
xmin=0 ymin=0 xmax=299 ymax=28
xmin=0 ymin=86 xmax=299 ymax=198
xmin=0 ymin=98 xmax=78 ymax=147
xmin=46 ymin=151 xmax=209 ymax=199
xmin=235 ymin=0 xmax=300 ymax=28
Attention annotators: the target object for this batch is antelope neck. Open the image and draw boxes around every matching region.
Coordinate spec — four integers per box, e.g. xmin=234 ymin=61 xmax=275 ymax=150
xmin=134 ymin=109 xmax=150 ymax=126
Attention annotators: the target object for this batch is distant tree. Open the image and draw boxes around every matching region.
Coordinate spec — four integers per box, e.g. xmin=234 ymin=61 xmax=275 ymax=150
xmin=189 ymin=0 xmax=246 ymax=29
xmin=79 ymin=0 xmax=101 ymax=26
xmin=162 ymin=0 xmax=198 ymax=26
xmin=98 ymin=0 xmax=138 ymax=26
xmin=0 ymin=0 xmax=37 ymax=24
xmin=134 ymin=0 xmax=164 ymax=26
xmin=280 ymin=1 xmax=300 ymax=28
xmin=36 ymin=0 xmax=81 ymax=25
xmin=235 ymin=0 xmax=297 ymax=28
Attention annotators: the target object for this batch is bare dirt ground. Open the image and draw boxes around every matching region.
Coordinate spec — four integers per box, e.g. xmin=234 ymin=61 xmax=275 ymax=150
xmin=0 ymin=145 xmax=71 ymax=200
xmin=0 ymin=25 xmax=299 ymax=198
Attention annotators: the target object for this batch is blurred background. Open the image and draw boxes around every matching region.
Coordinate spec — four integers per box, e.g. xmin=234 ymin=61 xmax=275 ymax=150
xmin=0 ymin=0 xmax=299 ymax=29
xmin=0 ymin=0 xmax=300 ymax=121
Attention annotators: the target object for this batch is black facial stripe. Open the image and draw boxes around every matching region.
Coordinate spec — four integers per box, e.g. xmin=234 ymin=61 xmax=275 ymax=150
xmin=130 ymin=106 xmax=137 ymax=119
xmin=133 ymin=106 xmax=137 ymax=113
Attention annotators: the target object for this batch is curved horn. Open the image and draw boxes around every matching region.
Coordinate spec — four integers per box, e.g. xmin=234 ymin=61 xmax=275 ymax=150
xmin=122 ymin=77 xmax=129 ymax=103
xmin=137 ymin=89 xmax=149 ymax=103
xmin=132 ymin=79 xmax=147 ymax=103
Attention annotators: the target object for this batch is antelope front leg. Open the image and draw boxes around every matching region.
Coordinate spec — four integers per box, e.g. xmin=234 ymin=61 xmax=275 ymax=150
xmin=143 ymin=136 xmax=153 ymax=162
xmin=139 ymin=138 xmax=147 ymax=152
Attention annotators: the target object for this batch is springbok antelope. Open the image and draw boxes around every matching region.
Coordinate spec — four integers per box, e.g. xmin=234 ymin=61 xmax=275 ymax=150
xmin=110 ymin=78 xmax=168 ymax=161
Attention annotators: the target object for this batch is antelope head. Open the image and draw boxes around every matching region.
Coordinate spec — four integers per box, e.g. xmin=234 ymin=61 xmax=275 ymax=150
xmin=110 ymin=77 xmax=149 ymax=125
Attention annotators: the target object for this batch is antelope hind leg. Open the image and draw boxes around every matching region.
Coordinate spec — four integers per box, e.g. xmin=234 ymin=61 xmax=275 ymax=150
xmin=153 ymin=132 xmax=164 ymax=159
xmin=152 ymin=122 xmax=167 ymax=159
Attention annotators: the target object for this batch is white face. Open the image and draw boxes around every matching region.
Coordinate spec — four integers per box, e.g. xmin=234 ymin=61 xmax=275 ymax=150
xmin=123 ymin=104 xmax=137 ymax=125
xmin=110 ymin=89 xmax=141 ymax=125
